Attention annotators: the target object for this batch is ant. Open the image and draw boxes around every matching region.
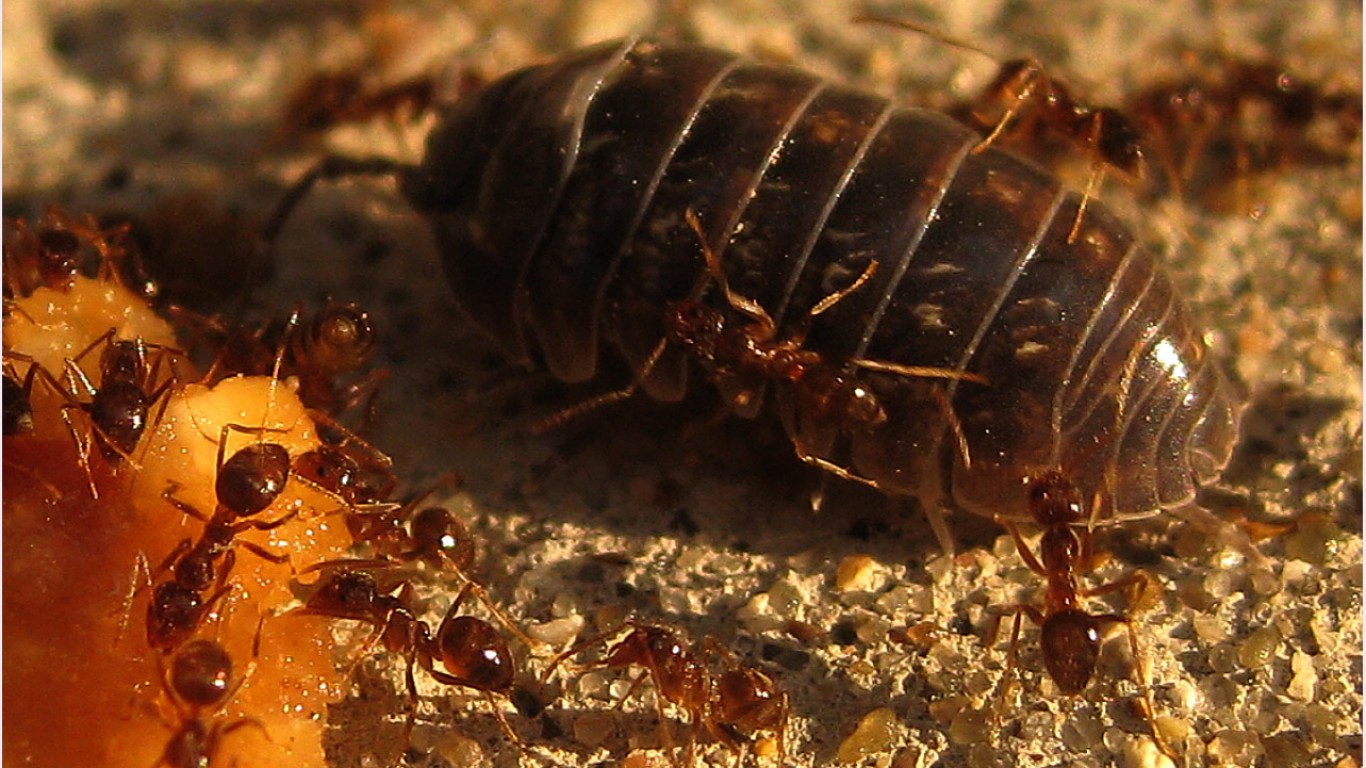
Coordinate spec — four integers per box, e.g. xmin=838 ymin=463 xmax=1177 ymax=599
xmin=139 ymin=424 xmax=298 ymax=653
xmin=61 ymin=331 xmax=183 ymax=462
xmin=856 ymin=15 xmax=1145 ymax=242
xmin=986 ymin=469 xmax=1176 ymax=759
xmin=191 ymin=301 xmax=389 ymax=423
xmin=154 ymin=637 xmax=266 ymax=768
xmin=546 ymin=206 xmax=982 ymax=469
xmin=544 ymin=622 xmax=789 ymax=767
xmin=342 ymin=474 xmax=475 ymax=574
xmin=290 ymin=408 xmax=398 ymax=508
xmin=1126 ymin=53 xmax=1362 ymax=216
xmin=545 ymin=207 xmax=982 ymax=551
xmin=3 ymin=331 xmax=183 ymax=498
xmin=290 ymin=560 xmax=533 ymax=757
xmin=274 ymin=68 xmax=437 ymax=146
xmin=3 ymin=206 xmax=154 ymax=299
xmin=697 ymin=640 xmax=790 ymax=768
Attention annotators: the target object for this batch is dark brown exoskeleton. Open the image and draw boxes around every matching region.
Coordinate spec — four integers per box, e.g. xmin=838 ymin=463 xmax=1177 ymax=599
xmin=154 ymin=638 xmax=267 ymax=768
xmin=267 ymin=38 xmax=1240 ymax=552
xmin=142 ymin=430 xmax=297 ymax=653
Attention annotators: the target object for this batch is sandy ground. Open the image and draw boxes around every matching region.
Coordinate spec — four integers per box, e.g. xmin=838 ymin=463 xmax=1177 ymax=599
xmin=4 ymin=1 xmax=1361 ymax=767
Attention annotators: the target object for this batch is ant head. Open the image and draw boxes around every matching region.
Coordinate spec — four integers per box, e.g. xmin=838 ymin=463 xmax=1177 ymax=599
xmin=1026 ymin=470 xmax=1084 ymax=526
xmin=216 ymin=442 xmax=291 ymax=516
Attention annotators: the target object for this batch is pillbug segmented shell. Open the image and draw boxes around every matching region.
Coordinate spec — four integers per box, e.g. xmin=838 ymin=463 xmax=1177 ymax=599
xmin=404 ymin=38 xmax=1240 ymax=532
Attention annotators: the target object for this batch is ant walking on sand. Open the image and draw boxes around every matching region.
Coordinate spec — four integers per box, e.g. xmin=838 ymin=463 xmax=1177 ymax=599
xmin=543 ymin=621 xmax=790 ymax=767
xmin=290 ymin=559 xmax=537 ymax=759
xmin=986 ymin=469 xmax=1177 ymax=759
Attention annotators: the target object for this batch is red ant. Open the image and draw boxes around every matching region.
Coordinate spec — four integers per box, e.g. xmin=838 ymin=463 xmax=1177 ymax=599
xmin=341 ymin=474 xmax=475 ymax=574
xmin=138 ymin=424 xmax=298 ymax=653
xmin=537 ymin=206 xmax=983 ymax=552
xmin=290 ymin=560 xmax=533 ymax=757
xmin=544 ymin=622 xmax=790 ymax=767
xmin=855 ymin=15 xmax=1145 ymax=242
xmin=290 ymin=409 xmax=398 ymax=508
xmin=60 ymin=331 xmax=183 ymax=461
xmin=3 ymin=331 xmax=183 ymax=498
xmin=274 ymin=69 xmax=437 ymax=146
xmin=189 ymin=301 xmax=389 ymax=423
xmin=986 ymin=469 xmax=1176 ymax=759
xmin=1126 ymin=53 xmax=1362 ymax=216
xmin=545 ymin=207 xmax=982 ymax=471
xmin=697 ymin=640 xmax=790 ymax=768
xmin=154 ymin=637 xmax=266 ymax=768
xmin=3 ymin=206 xmax=154 ymax=299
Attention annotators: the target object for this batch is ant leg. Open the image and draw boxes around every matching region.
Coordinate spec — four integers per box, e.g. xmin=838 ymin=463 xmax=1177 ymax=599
xmin=65 ymin=328 xmax=117 ymax=381
xmin=791 ymin=449 xmax=881 ymax=490
xmin=987 ymin=605 xmax=1044 ymax=718
xmin=261 ymin=156 xmax=417 ymax=245
xmin=540 ymin=624 xmax=632 ymax=682
xmin=683 ymin=207 xmax=774 ymax=337
xmin=161 ymin=483 xmax=212 ymax=524
xmin=972 ymin=61 xmax=1045 ymax=154
xmin=113 ymin=551 xmax=155 ymax=647
xmin=444 ymin=577 xmax=548 ymax=653
xmin=234 ymin=539 xmax=293 ymax=569
xmin=1097 ymin=613 xmax=1179 ymax=759
xmin=996 ymin=517 xmax=1048 ymax=576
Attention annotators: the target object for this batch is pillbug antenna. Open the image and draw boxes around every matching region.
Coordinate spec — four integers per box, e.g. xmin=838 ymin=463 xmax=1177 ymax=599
xmin=239 ymin=155 xmax=422 ymax=326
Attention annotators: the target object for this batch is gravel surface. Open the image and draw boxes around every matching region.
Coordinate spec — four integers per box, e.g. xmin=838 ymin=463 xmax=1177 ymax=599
xmin=5 ymin=1 xmax=1361 ymax=767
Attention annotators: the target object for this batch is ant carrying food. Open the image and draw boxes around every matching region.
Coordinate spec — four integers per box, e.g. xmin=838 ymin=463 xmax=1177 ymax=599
xmin=290 ymin=560 xmax=534 ymax=757
xmin=154 ymin=637 xmax=266 ymax=768
xmin=986 ymin=470 xmax=1176 ymax=759
xmin=543 ymin=622 xmax=790 ymax=767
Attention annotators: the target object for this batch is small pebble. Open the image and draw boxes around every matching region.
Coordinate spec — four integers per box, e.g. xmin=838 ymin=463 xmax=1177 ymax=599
xmin=838 ymin=707 xmax=900 ymax=763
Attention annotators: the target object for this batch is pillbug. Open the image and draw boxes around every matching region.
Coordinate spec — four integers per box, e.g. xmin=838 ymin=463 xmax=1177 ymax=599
xmin=269 ymin=37 xmax=1241 ymax=549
